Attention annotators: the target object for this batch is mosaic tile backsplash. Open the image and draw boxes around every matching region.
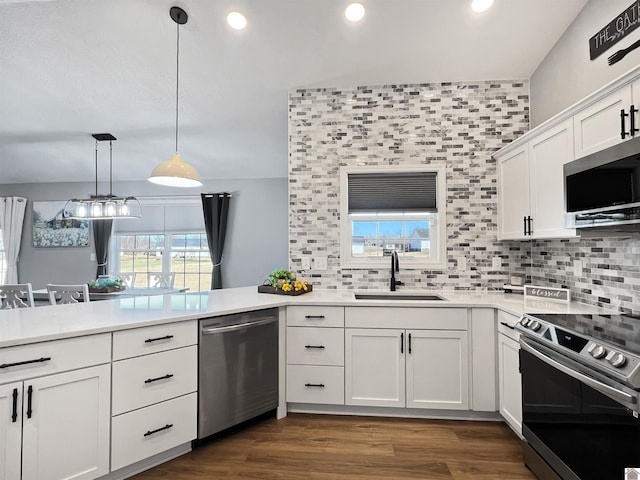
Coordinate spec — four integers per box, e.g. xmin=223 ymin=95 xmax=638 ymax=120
xmin=288 ymin=81 xmax=640 ymax=315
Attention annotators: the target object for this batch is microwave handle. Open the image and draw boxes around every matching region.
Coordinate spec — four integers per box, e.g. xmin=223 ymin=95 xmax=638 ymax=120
xmin=621 ymin=108 xmax=629 ymax=139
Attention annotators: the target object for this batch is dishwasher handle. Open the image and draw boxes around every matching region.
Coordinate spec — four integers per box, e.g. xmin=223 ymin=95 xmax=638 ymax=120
xmin=201 ymin=316 xmax=277 ymax=335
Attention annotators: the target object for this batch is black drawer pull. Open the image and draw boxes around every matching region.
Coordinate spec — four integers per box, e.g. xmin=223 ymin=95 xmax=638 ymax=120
xmin=26 ymin=385 xmax=33 ymax=419
xmin=0 ymin=357 xmax=51 ymax=369
xmin=144 ymin=374 xmax=174 ymax=384
xmin=304 ymin=383 xmax=325 ymax=388
xmin=304 ymin=345 xmax=325 ymax=349
xmin=11 ymin=388 xmax=18 ymax=423
xmin=144 ymin=423 xmax=173 ymax=437
xmin=144 ymin=335 xmax=174 ymax=343
xmin=304 ymin=315 xmax=325 ymax=319
xmin=500 ymin=321 xmax=515 ymax=330
xmin=408 ymin=333 xmax=412 ymax=354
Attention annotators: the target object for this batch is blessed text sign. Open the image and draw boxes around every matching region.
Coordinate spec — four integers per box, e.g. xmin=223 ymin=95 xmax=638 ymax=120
xmin=524 ymin=285 xmax=570 ymax=304
xmin=589 ymin=1 xmax=640 ymax=60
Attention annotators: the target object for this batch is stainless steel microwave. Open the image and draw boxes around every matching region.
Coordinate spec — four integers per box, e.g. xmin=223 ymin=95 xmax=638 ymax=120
xmin=564 ymin=136 xmax=640 ymax=231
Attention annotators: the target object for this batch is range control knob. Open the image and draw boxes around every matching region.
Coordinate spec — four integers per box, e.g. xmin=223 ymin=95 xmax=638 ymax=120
xmin=520 ymin=318 xmax=530 ymax=327
xmin=609 ymin=353 xmax=627 ymax=368
xmin=589 ymin=345 xmax=607 ymax=359
xmin=529 ymin=320 xmax=541 ymax=332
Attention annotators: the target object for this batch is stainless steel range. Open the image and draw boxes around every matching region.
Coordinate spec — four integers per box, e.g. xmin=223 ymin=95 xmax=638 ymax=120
xmin=516 ymin=313 xmax=640 ymax=480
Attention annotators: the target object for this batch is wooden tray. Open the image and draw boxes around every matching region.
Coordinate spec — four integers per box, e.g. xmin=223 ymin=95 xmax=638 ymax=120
xmin=257 ymin=284 xmax=312 ymax=296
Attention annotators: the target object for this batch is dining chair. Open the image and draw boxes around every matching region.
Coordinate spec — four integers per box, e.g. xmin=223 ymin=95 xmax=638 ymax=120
xmin=47 ymin=284 xmax=90 ymax=305
xmin=112 ymin=272 xmax=136 ymax=288
xmin=147 ymin=272 xmax=176 ymax=288
xmin=0 ymin=283 xmax=35 ymax=309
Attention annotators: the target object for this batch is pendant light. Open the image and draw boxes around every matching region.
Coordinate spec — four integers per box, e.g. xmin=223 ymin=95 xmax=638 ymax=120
xmin=148 ymin=6 xmax=203 ymax=188
xmin=64 ymin=134 xmax=142 ymax=220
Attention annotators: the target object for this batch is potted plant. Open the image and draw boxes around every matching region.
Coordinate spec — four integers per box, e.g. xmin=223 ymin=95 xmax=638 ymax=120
xmin=88 ymin=276 xmax=126 ymax=293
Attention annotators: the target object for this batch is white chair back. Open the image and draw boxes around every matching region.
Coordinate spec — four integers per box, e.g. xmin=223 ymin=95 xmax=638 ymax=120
xmin=112 ymin=272 xmax=136 ymax=287
xmin=147 ymin=272 xmax=175 ymax=288
xmin=47 ymin=284 xmax=90 ymax=305
xmin=0 ymin=283 xmax=35 ymax=309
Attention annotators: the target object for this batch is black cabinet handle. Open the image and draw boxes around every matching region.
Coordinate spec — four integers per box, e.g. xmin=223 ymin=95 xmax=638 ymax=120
xmin=11 ymin=388 xmax=18 ymax=423
xmin=400 ymin=332 xmax=404 ymax=354
xmin=26 ymin=385 xmax=33 ymax=419
xmin=144 ymin=335 xmax=174 ymax=343
xmin=621 ymin=108 xmax=629 ymax=139
xmin=144 ymin=423 xmax=173 ymax=437
xmin=500 ymin=321 xmax=515 ymax=330
xmin=527 ymin=216 xmax=532 ymax=236
xmin=523 ymin=216 xmax=528 ymax=236
xmin=304 ymin=315 xmax=325 ymax=319
xmin=304 ymin=383 xmax=325 ymax=388
xmin=408 ymin=333 xmax=412 ymax=354
xmin=144 ymin=374 xmax=174 ymax=384
xmin=304 ymin=345 xmax=325 ymax=349
xmin=631 ymin=105 xmax=639 ymax=137
xmin=0 ymin=356 xmax=51 ymax=369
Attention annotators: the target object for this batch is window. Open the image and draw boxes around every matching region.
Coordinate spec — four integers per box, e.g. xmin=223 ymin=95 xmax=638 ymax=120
xmin=111 ymin=233 xmax=212 ymax=292
xmin=340 ymin=165 xmax=447 ymax=269
xmin=0 ymin=232 xmax=5 ymax=283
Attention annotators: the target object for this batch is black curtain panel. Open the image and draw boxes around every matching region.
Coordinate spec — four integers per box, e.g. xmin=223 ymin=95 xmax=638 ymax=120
xmin=202 ymin=193 xmax=231 ymax=289
xmin=92 ymin=219 xmax=113 ymax=278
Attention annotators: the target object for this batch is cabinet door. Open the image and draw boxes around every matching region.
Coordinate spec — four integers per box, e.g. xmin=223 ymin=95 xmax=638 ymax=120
xmin=0 ymin=383 xmax=22 ymax=480
xmin=529 ymin=119 xmax=577 ymax=239
xmin=406 ymin=330 xmax=469 ymax=410
xmin=498 ymin=333 xmax=522 ymax=437
xmin=497 ymin=145 xmax=530 ymax=240
xmin=22 ymin=364 xmax=111 ymax=480
xmin=345 ymin=329 xmax=405 ymax=407
xmin=573 ymin=86 xmax=632 ymax=158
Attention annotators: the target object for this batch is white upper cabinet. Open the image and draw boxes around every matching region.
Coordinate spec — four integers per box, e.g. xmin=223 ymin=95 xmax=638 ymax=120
xmin=497 ymin=119 xmax=576 ymax=240
xmin=573 ymin=85 xmax=633 ymax=159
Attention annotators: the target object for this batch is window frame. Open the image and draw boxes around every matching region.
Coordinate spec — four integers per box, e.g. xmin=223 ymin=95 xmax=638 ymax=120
xmin=0 ymin=231 xmax=5 ymax=283
xmin=340 ymin=164 xmax=447 ymax=270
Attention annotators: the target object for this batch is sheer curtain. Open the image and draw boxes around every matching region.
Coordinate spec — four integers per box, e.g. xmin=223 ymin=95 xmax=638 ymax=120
xmin=0 ymin=197 xmax=27 ymax=283
xmin=202 ymin=193 xmax=231 ymax=289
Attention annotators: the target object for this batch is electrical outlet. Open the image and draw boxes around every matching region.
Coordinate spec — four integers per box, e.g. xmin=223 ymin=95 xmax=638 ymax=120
xmin=90 ymin=253 xmax=96 ymax=261
xmin=458 ymin=256 xmax=466 ymax=272
xmin=573 ymin=259 xmax=582 ymax=277
xmin=300 ymin=257 xmax=312 ymax=271
xmin=492 ymin=256 xmax=501 ymax=270
xmin=314 ymin=256 xmax=327 ymax=271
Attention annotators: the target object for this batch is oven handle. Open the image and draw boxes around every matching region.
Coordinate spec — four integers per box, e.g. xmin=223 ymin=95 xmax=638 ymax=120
xmin=521 ymin=340 xmax=637 ymax=406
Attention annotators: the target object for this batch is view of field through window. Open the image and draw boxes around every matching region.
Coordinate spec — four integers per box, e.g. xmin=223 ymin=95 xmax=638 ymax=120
xmin=351 ymin=216 xmax=432 ymax=258
xmin=113 ymin=233 xmax=212 ymax=292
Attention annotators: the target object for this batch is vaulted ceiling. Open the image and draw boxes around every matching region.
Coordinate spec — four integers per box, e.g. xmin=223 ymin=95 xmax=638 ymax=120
xmin=0 ymin=0 xmax=588 ymax=184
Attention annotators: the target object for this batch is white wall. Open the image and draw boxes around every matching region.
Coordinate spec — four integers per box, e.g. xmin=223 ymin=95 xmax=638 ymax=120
xmin=531 ymin=0 xmax=640 ymax=126
xmin=0 ymin=178 xmax=288 ymax=289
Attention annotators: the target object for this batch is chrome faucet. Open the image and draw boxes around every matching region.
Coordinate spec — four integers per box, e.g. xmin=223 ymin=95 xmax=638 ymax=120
xmin=390 ymin=250 xmax=403 ymax=291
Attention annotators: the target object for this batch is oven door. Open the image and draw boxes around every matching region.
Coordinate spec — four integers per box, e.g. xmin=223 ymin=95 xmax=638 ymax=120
xmin=520 ymin=339 xmax=640 ymax=480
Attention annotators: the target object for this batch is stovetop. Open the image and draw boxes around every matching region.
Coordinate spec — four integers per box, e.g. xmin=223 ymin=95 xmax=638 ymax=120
xmin=517 ymin=312 xmax=640 ymax=389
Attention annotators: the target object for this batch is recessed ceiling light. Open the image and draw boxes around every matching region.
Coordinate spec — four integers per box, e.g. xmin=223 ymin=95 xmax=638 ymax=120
xmin=471 ymin=0 xmax=494 ymax=13
xmin=226 ymin=11 xmax=247 ymax=30
xmin=345 ymin=3 xmax=365 ymax=22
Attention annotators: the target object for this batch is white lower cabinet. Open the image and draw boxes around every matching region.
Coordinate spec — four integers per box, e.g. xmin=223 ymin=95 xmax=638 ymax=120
xmin=345 ymin=327 xmax=469 ymax=410
xmin=498 ymin=313 xmax=522 ymax=437
xmin=1 ymin=365 xmax=111 ymax=480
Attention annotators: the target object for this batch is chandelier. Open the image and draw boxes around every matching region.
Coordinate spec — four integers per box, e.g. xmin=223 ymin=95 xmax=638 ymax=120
xmin=64 ymin=133 xmax=142 ymax=220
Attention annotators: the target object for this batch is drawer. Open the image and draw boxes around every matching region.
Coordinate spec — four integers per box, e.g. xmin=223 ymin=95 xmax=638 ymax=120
xmin=112 ymin=345 xmax=198 ymax=415
xmin=113 ymin=320 xmax=197 ymax=360
xmin=287 ymin=306 xmax=344 ymax=327
xmin=0 ymin=334 xmax=110 ymax=384
xmin=287 ymin=327 xmax=344 ymax=366
xmin=286 ymin=365 xmax=344 ymax=405
xmin=111 ymin=392 xmax=197 ymax=471
xmin=345 ymin=307 xmax=468 ymax=330
xmin=498 ymin=311 xmax=520 ymax=342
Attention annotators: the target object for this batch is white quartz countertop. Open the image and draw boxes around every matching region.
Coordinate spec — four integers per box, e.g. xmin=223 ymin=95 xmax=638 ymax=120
xmin=0 ymin=286 xmax=609 ymax=348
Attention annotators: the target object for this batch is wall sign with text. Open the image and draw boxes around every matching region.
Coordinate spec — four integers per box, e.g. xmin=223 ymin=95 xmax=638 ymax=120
xmin=524 ymin=285 xmax=570 ymax=304
xmin=590 ymin=1 xmax=640 ymax=60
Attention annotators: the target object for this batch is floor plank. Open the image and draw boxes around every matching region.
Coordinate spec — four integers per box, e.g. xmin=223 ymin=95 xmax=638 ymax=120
xmin=131 ymin=414 xmax=536 ymax=480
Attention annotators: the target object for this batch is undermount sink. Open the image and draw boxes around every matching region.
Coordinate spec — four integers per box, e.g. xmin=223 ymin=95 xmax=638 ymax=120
xmin=354 ymin=293 xmax=447 ymax=301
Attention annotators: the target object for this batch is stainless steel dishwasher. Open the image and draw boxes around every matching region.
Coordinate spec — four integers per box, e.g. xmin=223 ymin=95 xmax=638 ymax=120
xmin=198 ymin=307 xmax=279 ymax=439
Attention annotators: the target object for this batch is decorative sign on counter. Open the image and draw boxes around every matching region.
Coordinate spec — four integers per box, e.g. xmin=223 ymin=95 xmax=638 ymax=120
xmin=524 ymin=285 xmax=570 ymax=304
xmin=589 ymin=0 xmax=640 ymax=60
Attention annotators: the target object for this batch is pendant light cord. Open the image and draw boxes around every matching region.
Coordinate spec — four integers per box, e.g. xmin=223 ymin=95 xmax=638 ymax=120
xmin=109 ymin=140 xmax=113 ymax=197
xmin=175 ymin=17 xmax=180 ymax=153
xmin=95 ymin=139 xmax=99 ymax=198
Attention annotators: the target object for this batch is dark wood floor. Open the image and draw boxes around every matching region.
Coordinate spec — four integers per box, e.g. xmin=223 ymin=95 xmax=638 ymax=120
xmin=131 ymin=413 xmax=536 ymax=479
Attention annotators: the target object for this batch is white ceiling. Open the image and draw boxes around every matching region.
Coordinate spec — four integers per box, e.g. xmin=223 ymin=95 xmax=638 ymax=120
xmin=0 ymin=0 xmax=588 ymax=185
